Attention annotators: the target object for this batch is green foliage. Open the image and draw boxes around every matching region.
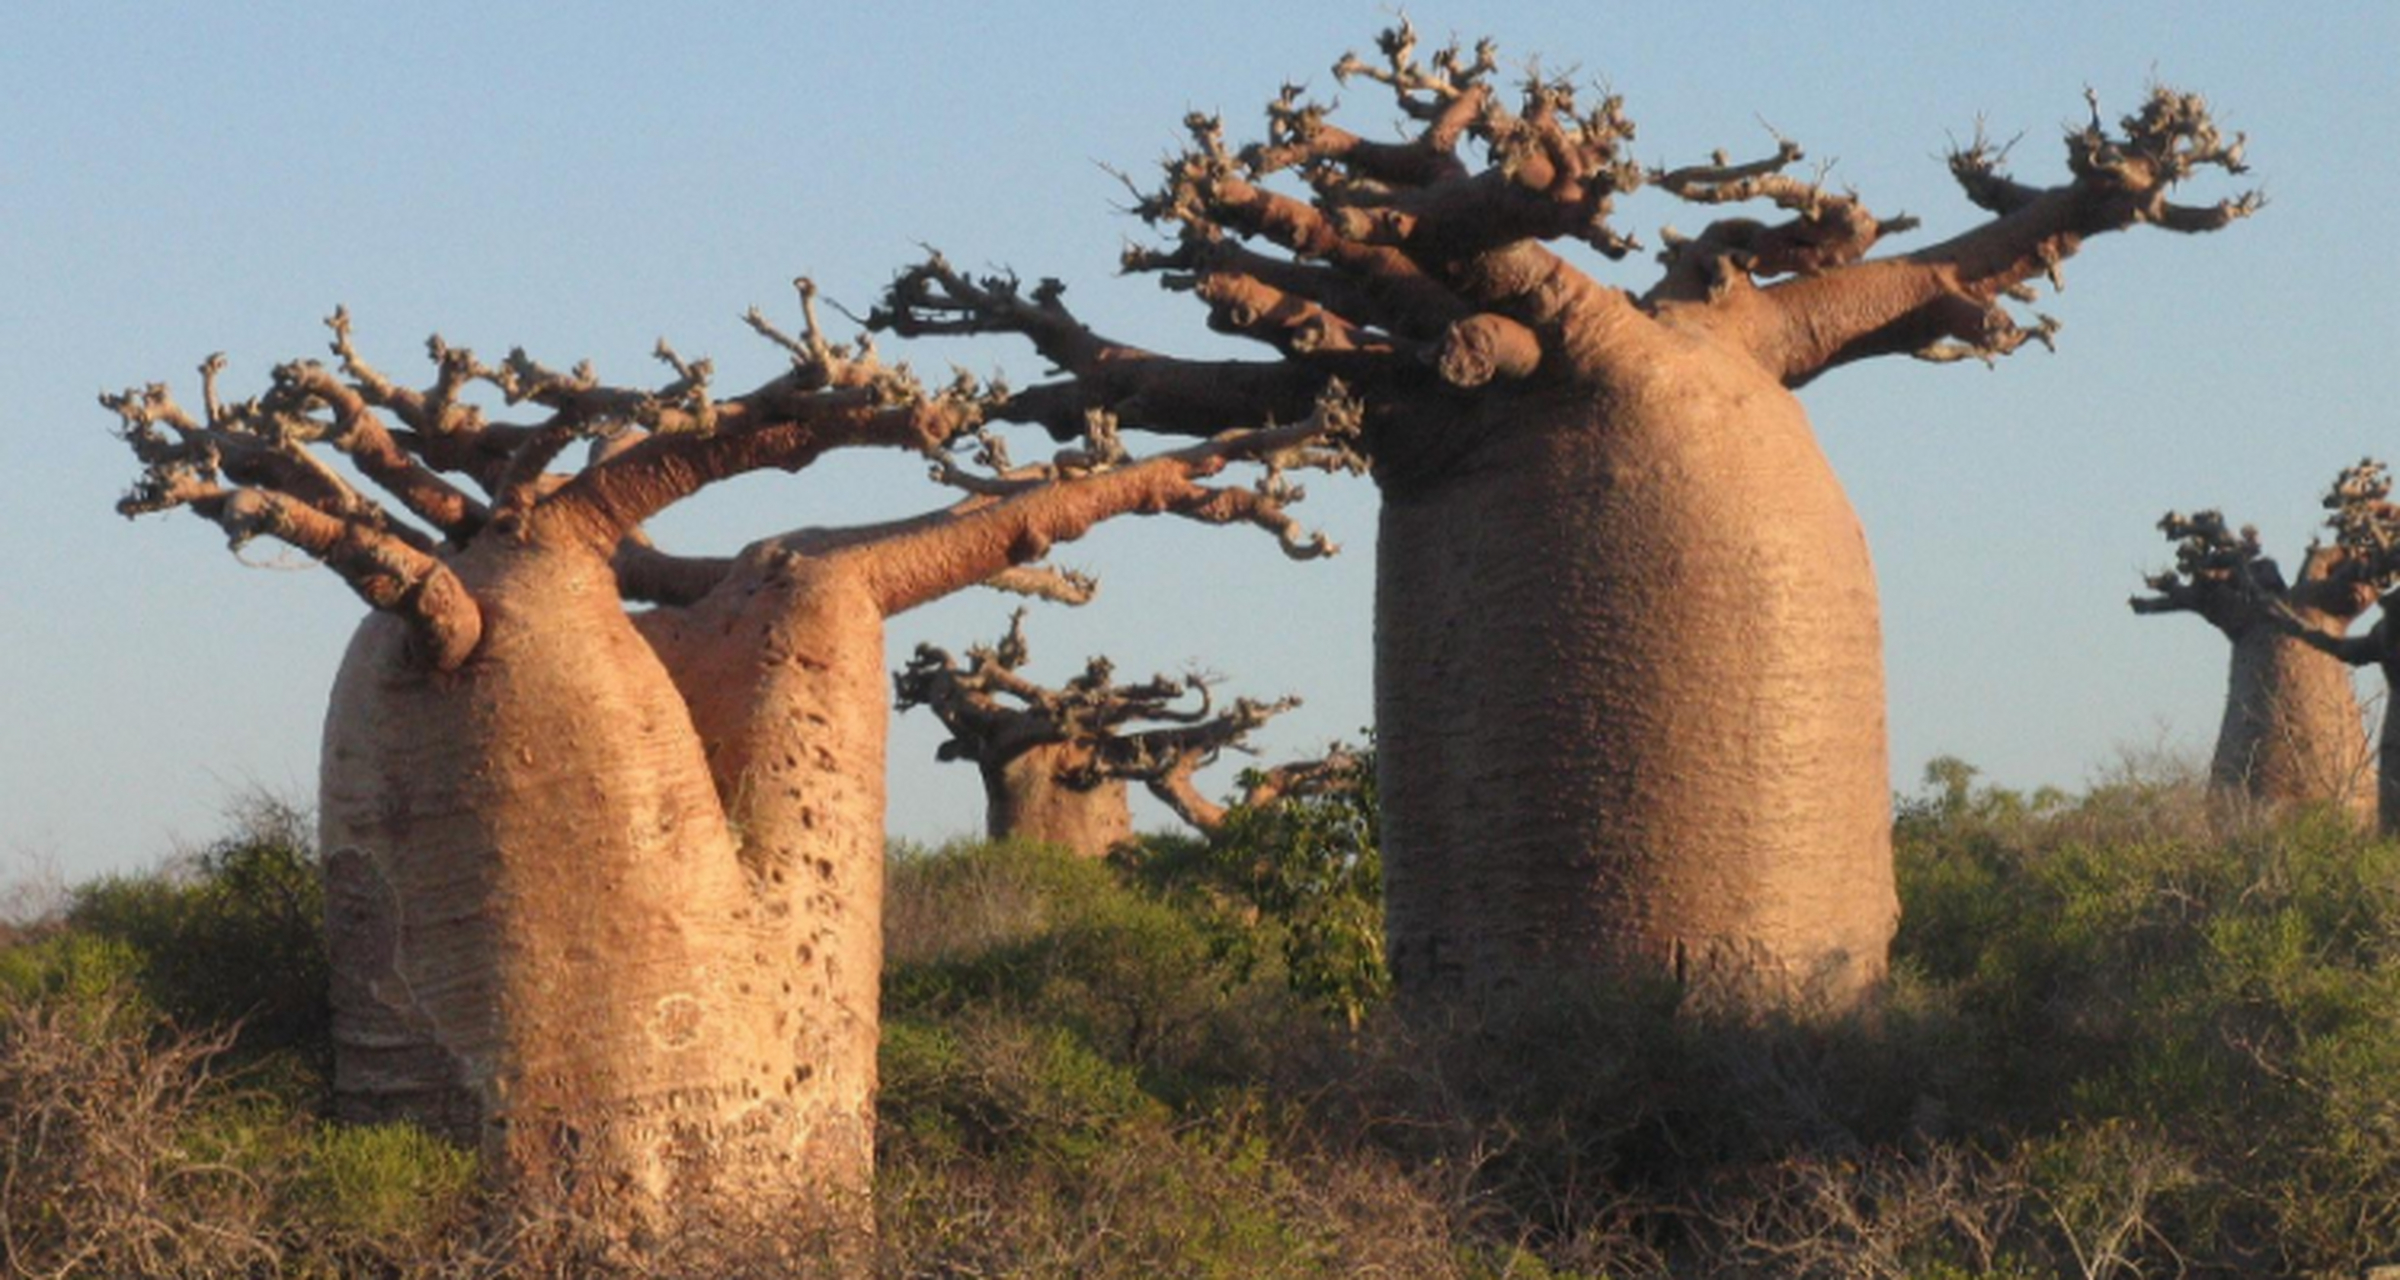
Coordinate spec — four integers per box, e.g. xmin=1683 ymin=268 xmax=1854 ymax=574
xmin=297 ymin=1120 xmax=480 ymax=1249
xmin=66 ymin=795 xmax=329 ymax=1066
xmin=1893 ymin=762 xmax=2400 ymax=1273
xmin=887 ymin=838 xmax=1271 ymax=1089
xmin=1124 ymin=744 xmax=1389 ymax=1026
xmin=0 ymin=931 xmax=152 ymax=1023
xmin=881 ymin=1013 xmax=1165 ymax=1163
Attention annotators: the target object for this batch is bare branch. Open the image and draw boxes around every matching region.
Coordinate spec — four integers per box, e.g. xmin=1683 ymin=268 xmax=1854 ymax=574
xmin=103 ymin=377 xmax=433 ymax=553
xmin=265 ymin=358 xmax=490 ymax=538
xmin=109 ymin=466 xmax=480 ymax=669
xmin=2128 ymin=508 xmax=2267 ymax=633
xmin=1745 ymin=84 xmax=2258 ymax=384
xmin=848 ymin=392 xmax=1365 ymax=615
xmin=1647 ymin=133 xmax=1921 ymax=298
xmin=872 ymin=249 xmax=1329 ymax=440
xmin=981 ymin=563 xmax=1100 ymax=606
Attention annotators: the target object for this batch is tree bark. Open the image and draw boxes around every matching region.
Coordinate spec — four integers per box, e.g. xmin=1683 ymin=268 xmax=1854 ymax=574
xmin=1374 ymin=338 xmax=1896 ymax=1009
xmin=2212 ymin=617 xmax=2373 ymax=821
xmin=2375 ymin=667 xmax=2400 ymax=836
xmin=321 ymin=535 xmax=862 ymax=1234
xmin=984 ymin=743 xmax=1134 ymax=858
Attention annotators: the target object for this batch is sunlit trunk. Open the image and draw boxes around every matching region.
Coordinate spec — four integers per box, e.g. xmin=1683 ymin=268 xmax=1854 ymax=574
xmin=1375 ymin=348 xmax=1896 ymax=1011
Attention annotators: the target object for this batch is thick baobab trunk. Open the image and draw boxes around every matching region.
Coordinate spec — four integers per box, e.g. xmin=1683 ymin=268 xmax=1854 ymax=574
xmin=1375 ymin=352 xmax=1897 ymax=1009
xmin=2376 ymin=669 xmax=2400 ymax=835
xmin=2213 ymin=618 xmax=2373 ymax=819
xmin=984 ymin=743 xmax=1133 ymax=858
xmin=321 ymin=537 xmax=868 ymax=1232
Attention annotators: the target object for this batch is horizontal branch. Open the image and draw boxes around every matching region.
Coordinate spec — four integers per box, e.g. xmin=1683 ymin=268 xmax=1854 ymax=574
xmin=537 ymin=390 xmax=984 ymax=552
xmin=2261 ymin=600 xmax=2388 ymax=668
xmin=1736 ymin=85 xmax=2258 ymax=384
xmin=120 ymin=474 xmax=481 ymax=669
xmin=847 ymin=396 xmax=1364 ymax=616
xmin=612 ymin=539 xmax=733 ymax=607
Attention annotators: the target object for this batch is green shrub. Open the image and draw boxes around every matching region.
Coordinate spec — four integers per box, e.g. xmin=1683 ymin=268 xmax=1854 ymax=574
xmin=1123 ymin=744 xmax=1388 ymax=1027
xmin=886 ymin=839 xmax=1272 ymax=1089
xmin=297 ymin=1120 xmax=480 ymax=1249
xmin=66 ymin=795 xmax=329 ymax=1066
xmin=0 ymin=930 xmax=150 ymax=1017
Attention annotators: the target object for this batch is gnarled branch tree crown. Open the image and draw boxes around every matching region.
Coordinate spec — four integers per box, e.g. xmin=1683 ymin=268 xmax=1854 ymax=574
xmin=106 ymin=281 xmax=989 ymax=668
xmin=871 ymin=20 xmax=2256 ymax=473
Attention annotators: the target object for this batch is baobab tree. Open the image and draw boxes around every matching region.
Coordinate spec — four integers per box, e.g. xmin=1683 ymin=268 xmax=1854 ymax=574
xmin=2257 ymin=460 xmax=2400 ymax=831
xmin=873 ymin=22 xmax=2256 ymax=1007
xmin=2131 ymin=507 xmax=2375 ymax=820
xmin=104 ymin=288 xmax=1355 ymax=1237
xmin=895 ymin=609 xmax=1354 ymax=856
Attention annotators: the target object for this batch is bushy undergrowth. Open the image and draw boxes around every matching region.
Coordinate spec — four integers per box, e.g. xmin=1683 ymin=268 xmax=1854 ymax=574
xmin=1119 ymin=746 xmax=1389 ymax=1028
xmin=19 ymin=767 xmax=2400 ymax=1275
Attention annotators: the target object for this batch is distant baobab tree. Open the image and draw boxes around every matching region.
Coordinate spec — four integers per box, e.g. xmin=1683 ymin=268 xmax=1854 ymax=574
xmin=895 ymin=609 xmax=1354 ymax=857
xmin=873 ymin=21 xmax=2256 ymax=1008
xmin=105 ymin=286 xmax=1356 ymax=1240
xmin=2255 ymin=460 xmax=2400 ymax=831
xmin=2132 ymin=505 xmax=2376 ymax=820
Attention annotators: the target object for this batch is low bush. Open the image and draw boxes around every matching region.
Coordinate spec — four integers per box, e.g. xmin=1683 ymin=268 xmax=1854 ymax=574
xmin=19 ymin=767 xmax=2400 ymax=1275
xmin=1120 ymin=745 xmax=1388 ymax=1027
xmin=65 ymin=794 xmax=329 ymax=1072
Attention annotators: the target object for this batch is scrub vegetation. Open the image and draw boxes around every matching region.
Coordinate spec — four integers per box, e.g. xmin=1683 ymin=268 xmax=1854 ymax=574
xmin=16 ymin=768 xmax=2400 ymax=1276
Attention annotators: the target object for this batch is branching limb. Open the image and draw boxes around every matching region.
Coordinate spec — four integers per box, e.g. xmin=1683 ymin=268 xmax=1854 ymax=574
xmin=526 ymin=286 xmax=992 ymax=548
xmin=2127 ymin=509 xmax=2267 ymax=634
xmin=981 ymin=563 xmax=1100 ymax=606
xmin=896 ymin=611 xmax=1310 ymax=833
xmin=111 ymin=468 xmax=480 ymax=669
xmin=874 ymin=250 xmax=1330 ymax=440
xmin=540 ymin=389 xmax=983 ymax=552
xmin=1190 ymin=271 xmax=1422 ymax=374
xmin=850 ymin=392 xmax=1365 ymax=616
xmin=325 ymin=308 xmax=518 ymax=490
xmin=1742 ymin=85 xmax=2258 ymax=385
xmin=1126 ymin=234 xmax=1458 ymax=342
xmin=1647 ymin=133 xmax=1922 ymax=301
xmin=1242 ymin=74 xmax=1483 ymax=190
xmin=265 ymin=357 xmax=491 ymax=538
xmin=105 ymin=374 xmax=437 ymax=555
xmin=1141 ymin=132 xmax=1492 ymax=323
xmin=1329 ymin=18 xmax=1500 ymax=129
xmin=870 ymin=254 xmax=1116 ymax=378
xmin=894 ymin=611 xmax=1066 ymax=767
xmin=1107 ymin=694 xmax=1302 ymax=832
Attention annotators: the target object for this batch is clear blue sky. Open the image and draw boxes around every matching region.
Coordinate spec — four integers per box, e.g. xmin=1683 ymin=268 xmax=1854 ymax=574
xmin=7 ymin=3 xmax=2397 ymax=881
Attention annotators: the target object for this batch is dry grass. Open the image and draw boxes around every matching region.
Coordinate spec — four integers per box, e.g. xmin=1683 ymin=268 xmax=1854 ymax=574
xmin=0 ymin=995 xmax=280 ymax=1278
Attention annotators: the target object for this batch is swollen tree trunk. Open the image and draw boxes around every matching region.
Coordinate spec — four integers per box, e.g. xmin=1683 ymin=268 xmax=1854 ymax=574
xmin=322 ymin=537 xmax=866 ymax=1231
xmin=1376 ymin=368 xmax=1894 ymax=1006
xmin=985 ymin=745 xmax=1133 ymax=858
xmin=2212 ymin=617 xmax=2373 ymax=818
